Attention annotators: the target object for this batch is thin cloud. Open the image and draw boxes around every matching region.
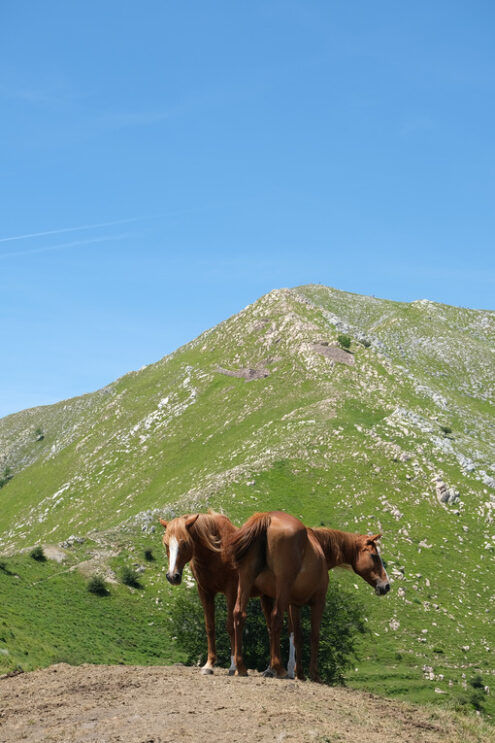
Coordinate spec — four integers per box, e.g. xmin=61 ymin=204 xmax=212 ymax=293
xmin=0 ymin=234 xmax=128 ymax=260
xmin=0 ymin=217 xmax=139 ymax=244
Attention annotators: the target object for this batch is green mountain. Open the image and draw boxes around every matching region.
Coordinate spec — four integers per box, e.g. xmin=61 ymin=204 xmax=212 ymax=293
xmin=1 ymin=285 xmax=494 ymax=717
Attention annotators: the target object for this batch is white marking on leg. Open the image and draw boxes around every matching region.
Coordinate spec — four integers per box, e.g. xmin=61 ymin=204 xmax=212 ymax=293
xmin=168 ymin=536 xmax=178 ymax=574
xmin=201 ymin=661 xmax=214 ymax=675
xmin=228 ymin=655 xmax=236 ymax=675
xmin=287 ymin=632 xmax=295 ymax=679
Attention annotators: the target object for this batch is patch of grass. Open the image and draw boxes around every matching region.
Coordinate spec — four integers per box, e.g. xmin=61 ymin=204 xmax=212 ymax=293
xmin=0 ymin=551 xmax=179 ymax=674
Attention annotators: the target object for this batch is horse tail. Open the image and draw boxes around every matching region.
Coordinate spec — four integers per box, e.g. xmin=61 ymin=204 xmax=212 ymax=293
xmin=227 ymin=512 xmax=271 ymax=568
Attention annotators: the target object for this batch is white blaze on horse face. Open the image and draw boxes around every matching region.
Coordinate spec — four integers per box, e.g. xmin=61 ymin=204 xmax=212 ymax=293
xmin=168 ymin=536 xmax=179 ymax=575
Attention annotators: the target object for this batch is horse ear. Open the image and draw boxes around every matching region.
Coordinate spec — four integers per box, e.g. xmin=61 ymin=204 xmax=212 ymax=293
xmin=185 ymin=514 xmax=199 ymax=529
xmin=366 ymin=533 xmax=382 ymax=545
xmin=159 ymin=519 xmax=168 ymax=529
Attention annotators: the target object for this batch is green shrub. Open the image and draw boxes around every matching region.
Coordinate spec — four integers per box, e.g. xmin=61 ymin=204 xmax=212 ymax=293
xmin=167 ymin=579 xmax=367 ymax=684
xmin=440 ymin=425 xmax=452 ymax=436
xmin=144 ymin=549 xmax=155 ymax=562
xmin=87 ymin=575 xmax=110 ymax=596
xmin=0 ymin=467 xmax=13 ymax=489
xmin=30 ymin=546 xmax=46 ymax=562
xmin=453 ymin=675 xmax=487 ymax=713
xmin=337 ymin=334 xmax=351 ymax=350
xmin=121 ymin=566 xmax=142 ymax=588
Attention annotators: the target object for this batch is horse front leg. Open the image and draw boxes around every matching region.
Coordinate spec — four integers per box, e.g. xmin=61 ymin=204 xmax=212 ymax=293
xmin=225 ymin=584 xmax=237 ymax=676
xmin=309 ymin=595 xmax=325 ymax=683
xmin=198 ymin=588 xmax=216 ymax=675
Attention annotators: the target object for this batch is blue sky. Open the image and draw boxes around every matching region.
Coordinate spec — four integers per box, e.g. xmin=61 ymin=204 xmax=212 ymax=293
xmin=1 ymin=1 xmax=494 ymax=417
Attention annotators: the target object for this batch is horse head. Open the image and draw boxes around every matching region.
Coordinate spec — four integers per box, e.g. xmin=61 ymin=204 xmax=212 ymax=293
xmin=159 ymin=513 xmax=199 ymax=585
xmin=353 ymin=534 xmax=390 ymax=596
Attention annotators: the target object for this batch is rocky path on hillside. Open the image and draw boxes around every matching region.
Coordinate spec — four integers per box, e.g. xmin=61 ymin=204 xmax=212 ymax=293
xmin=0 ymin=664 xmax=491 ymax=743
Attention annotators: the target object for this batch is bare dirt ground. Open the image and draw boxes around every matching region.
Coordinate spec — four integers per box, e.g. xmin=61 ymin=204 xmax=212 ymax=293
xmin=0 ymin=664 xmax=492 ymax=743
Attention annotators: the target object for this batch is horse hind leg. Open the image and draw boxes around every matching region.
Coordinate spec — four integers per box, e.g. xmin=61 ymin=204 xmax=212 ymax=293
xmin=233 ymin=561 xmax=259 ymax=677
xmin=260 ymin=595 xmax=275 ymax=677
xmin=289 ymin=605 xmax=305 ymax=680
xmin=267 ymin=587 xmax=292 ymax=679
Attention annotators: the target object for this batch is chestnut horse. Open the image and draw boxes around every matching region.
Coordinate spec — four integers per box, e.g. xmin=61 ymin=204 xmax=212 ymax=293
xmin=229 ymin=511 xmax=389 ymax=682
xmin=160 ymin=512 xmax=239 ymax=675
xmin=160 ymin=511 xmax=298 ymax=678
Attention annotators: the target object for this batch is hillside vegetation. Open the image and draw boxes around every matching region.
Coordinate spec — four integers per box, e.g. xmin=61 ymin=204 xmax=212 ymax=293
xmin=1 ymin=285 xmax=494 ymax=718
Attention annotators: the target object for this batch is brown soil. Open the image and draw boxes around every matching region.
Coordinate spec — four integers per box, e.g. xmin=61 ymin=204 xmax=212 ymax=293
xmin=311 ymin=344 xmax=355 ymax=366
xmin=1 ymin=664 xmax=491 ymax=743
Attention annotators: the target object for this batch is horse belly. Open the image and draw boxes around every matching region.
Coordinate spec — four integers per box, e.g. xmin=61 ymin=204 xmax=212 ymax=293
xmin=254 ymin=570 xmax=277 ymax=597
xmin=289 ymin=563 xmax=326 ymax=605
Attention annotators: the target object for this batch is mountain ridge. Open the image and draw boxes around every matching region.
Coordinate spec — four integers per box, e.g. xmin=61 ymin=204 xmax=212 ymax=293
xmin=1 ymin=284 xmax=494 ymax=717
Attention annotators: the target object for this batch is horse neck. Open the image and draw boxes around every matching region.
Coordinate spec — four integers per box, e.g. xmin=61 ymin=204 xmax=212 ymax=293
xmin=312 ymin=528 xmax=357 ymax=569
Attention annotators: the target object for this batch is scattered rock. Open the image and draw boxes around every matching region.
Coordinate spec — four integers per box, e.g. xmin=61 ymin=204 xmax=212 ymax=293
xmin=61 ymin=535 xmax=86 ymax=549
xmin=433 ymin=477 xmax=459 ymax=506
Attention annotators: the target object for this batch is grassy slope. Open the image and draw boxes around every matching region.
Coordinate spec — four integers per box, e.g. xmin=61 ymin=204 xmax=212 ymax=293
xmin=0 ymin=286 xmax=494 ymax=719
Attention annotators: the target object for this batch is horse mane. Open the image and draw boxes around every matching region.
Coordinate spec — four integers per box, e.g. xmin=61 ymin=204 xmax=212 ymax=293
xmin=310 ymin=528 xmax=360 ymax=566
xmin=189 ymin=511 xmax=234 ymax=553
xmin=227 ymin=512 xmax=271 ymax=566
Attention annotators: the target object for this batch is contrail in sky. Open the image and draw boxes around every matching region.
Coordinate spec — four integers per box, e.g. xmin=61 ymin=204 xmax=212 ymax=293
xmin=0 ymin=234 xmax=128 ymax=259
xmin=0 ymin=217 xmax=139 ymax=243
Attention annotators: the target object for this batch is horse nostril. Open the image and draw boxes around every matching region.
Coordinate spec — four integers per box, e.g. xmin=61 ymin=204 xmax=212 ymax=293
xmin=385 ymin=583 xmax=390 ymax=593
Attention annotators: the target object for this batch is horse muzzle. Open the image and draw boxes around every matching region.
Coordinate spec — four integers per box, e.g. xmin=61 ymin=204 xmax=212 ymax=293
xmin=375 ymin=582 xmax=390 ymax=596
xmin=166 ymin=571 xmax=183 ymax=585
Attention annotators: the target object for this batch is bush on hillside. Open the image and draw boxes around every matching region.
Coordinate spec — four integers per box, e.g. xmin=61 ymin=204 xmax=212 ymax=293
xmin=121 ymin=566 xmax=142 ymax=588
xmin=0 ymin=467 xmax=13 ymax=489
xmin=30 ymin=546 xmax=46 ymax=562
xmin=87 ymin=575 xmax=110 ymax=596
xmin=453 ymin=674 xmax=488 ymax=713
xmin=144 ymin=548 xmax=155 ymax=562
xmin=337 ymin=334 xmax=351 ymax=350
xmin=167 ymin=580 xmax=367 ymax=684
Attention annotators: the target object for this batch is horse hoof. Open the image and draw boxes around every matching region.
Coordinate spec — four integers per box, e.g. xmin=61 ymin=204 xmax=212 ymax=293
xmin=235 ymin=669 xmax=248 ymax=677
xmin=262 ymin=667 xmax=275 ymax=678
xmin=201 ymin=667 xmax=214 ymax=675
xmin=227 ymin=668 xmax=236 ymax=676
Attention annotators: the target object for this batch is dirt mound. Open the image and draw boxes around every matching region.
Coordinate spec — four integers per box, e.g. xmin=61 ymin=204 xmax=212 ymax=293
xmin=311 ymin=343 xmax=355 ymax=366
xmin=0 ymin=664 xmax=489 ymax=743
